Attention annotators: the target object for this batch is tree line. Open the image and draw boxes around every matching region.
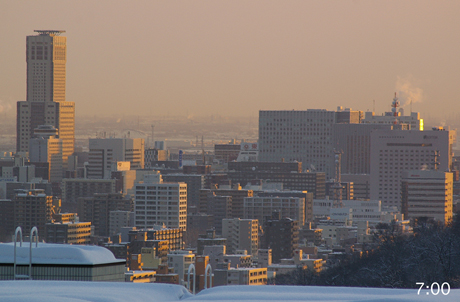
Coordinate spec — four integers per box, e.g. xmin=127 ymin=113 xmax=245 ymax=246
xmin=270 ymin=217 xmax=460 ymax=288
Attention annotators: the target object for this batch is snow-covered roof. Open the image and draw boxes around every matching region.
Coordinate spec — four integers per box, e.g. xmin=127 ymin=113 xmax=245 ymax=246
xmin=0 ymin=243 xmax=125 ymax=265
xmin=0 ymin=281 xmax=457 ymax=302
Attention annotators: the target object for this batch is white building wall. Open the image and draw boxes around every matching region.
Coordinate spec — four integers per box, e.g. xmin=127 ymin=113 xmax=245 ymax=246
xmin=134 ymin=179 xmax=187 ymax=231
xmin=167 ymin=251 xmax=195 ymax=285
xmin=313 ymin=199 xmax=382 ymax=222
xmin=370 ymin=129 xmax=454 ymax=209
xmin=402 ymin=170 xmax=453 ymax=223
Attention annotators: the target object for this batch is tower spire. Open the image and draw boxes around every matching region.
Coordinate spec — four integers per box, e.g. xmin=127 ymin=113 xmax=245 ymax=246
xmin=392 ymin=92 xmax=400 ymax=125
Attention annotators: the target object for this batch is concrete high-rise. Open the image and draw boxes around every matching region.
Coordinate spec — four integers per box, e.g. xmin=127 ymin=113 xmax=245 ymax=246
xmin=261 ymin=213 xmax=299 ymax=264
xmin=134 ymin=174 xmax=187 ymax=231
xmin=29 ymin=125 xmax=63 ymax=183
xmin=332 ymin=123 xmax=392 ymax=174
xmin=222 ymin=218 xmax=259 ymax=257
xmin=370 ymin=129 xmax=455 ymax=209
xmin=17 ymin=30 xmax=75 ymax=168
xmin=401 ymin=170 xmax=453 ymax=224
xmin=258 ymin=108 xmax=362 ymax=179
xmin=88 ymin=138 xmax=145 ymax=179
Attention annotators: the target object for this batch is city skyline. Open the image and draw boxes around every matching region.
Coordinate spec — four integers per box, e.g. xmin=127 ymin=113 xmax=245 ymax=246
xmin=1 ymin=1 xmax=460 ymax=121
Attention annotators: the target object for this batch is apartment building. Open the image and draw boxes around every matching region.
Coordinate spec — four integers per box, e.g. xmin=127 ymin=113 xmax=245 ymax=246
xmin=222 ymin=218 xmax=259 ymax=257
xmin=134 ymin=174 xmax=187 ymax=231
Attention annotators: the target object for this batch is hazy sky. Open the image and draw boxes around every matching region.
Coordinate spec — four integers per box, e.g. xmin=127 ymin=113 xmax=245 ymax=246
xmin=1 ymin=1 xmax=460 ymax=119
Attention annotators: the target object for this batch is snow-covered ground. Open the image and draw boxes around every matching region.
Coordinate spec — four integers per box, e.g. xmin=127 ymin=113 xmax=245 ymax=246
xmin=0 ymin=281 xmax=458 ymax=302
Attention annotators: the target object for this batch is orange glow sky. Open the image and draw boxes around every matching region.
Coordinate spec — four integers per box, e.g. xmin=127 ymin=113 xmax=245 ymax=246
xmin=1 ymin=1 xmax=459 ymax=120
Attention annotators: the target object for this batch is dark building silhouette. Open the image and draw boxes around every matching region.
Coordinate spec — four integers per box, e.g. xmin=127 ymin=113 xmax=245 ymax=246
xmin=261 ymin=212 xmax=299 ymax=263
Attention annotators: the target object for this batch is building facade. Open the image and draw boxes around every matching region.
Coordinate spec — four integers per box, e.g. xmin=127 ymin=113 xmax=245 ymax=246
xmin=134 ymin=175 xmax=187 ymax=231
xmin=17 ymin=30 xmax=75 ymax=168
xmin=370 ymin=129 xmax=454 ymax=209
xmin=259 ymin=109 xmax=361 ymax=179
xmin=199 ymin=187 xmax=253 ymax=219
xmin=261 ymin=214 xmax=299 ymax=263
xmin=332 ymin=123 xmax=392 ymax=174
xmin=162 ymin=174 xmax=204 ymax=209
xmin=244 ymin=196 xmax=305 ymax=226
xmin=87 ymin=138 xmax=145 ymax=179
xmin=13 ymin=189 xmax=53 ymax=237
xmin=362 ymin=110 xmax=424 ymax=131
xmin=61 ymin=178 xmax=116 ymax=204
xmin=45 ymin=222 xmax=91 ymax=244
xmin=29 ymin=125 xmax=63 ymax=183
xmin=222 ymin=218 xmax=259 ymax=257
xmin=227 ymin=171 xmax=325 ymax=199
xmin=402 ymin=170 xmax=453 ymax=224
xmin=214 ymin=266 xmax=267 ymax=286
xmin=77 ymin=193 xmax=133 ymax=237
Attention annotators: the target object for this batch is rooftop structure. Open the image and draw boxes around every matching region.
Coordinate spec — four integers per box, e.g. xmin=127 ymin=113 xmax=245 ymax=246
xmin=0 ymin=242 xmax=125 ymax=281
xmin=34 ymin=30 xmax=66 ymax=35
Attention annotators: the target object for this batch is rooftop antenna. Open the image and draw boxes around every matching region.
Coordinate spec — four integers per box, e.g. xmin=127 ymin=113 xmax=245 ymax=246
xmin=392 ymin=92 xmax=400 ymax=125
xmin=410 ymin=98 xmax=412 ymax=115
xmin=373 ymin=99 xmax=375 ymax=113
xmin=201 ymin=136 xmax=205 ymax=165
xmin=151 ymin=125 xmax=155 ymax=148
xmin=332 ymin=149 xmax=343 ymax=208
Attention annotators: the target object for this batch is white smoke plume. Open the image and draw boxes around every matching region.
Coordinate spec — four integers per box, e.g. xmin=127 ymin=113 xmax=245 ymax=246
xmin=395 ymin=75 xmax=423 ymax=108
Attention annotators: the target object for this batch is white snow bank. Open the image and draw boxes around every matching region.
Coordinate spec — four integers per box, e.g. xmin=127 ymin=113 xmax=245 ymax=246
xmin=192 ymin=285 xmax=460 ymax=302
xmin=0 ymin=281 xmax=191 ymax=302
xmin=0 ymin=281 xmax=458 ymax=302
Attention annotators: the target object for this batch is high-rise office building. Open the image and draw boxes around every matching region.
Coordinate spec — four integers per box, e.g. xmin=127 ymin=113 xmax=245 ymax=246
xmin=332 ymin=123 xmax=392 ymax=174
xmin=370 ymin=129 xmax=455 ymax=209
xmin=87 ymin=138 xmax=145 ymax=179
xmin=258 ymin=108 xmax=362 ymax=178
xmin=17 ymin=30 xmax=75 ymax=168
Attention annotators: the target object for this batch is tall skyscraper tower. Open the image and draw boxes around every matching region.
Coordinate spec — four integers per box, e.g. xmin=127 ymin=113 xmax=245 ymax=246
xmin=17 ymin=30 xmax=75 ymax=168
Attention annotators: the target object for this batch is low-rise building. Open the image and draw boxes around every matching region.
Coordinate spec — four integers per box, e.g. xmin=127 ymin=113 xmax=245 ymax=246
xmin=197 ymin=229 xmax=227 ymax=255
xmin=167 ymin=250 xmax=195 ymax=286
xmin=267 ymin=249 xmax=324 ymax=278
xmin=45 ymin=222 xmax=91 ymax=244
xmin=402 ymin=170 xmax=453 ymax=224
xmin=244 ymin=196 xmax=305 ymax=226
xmin=0 ymin=243 xmax=125 ymax=281
xmin=214 ymin=265 xmax=267 ymax=286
